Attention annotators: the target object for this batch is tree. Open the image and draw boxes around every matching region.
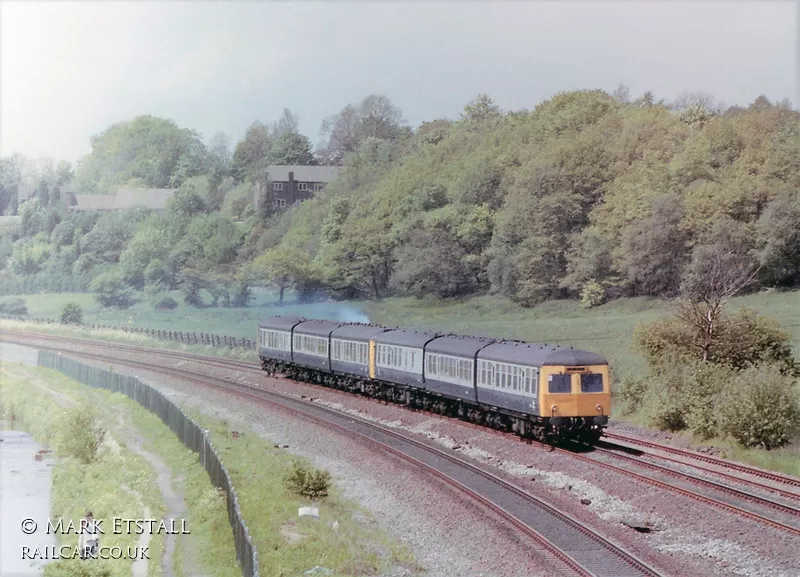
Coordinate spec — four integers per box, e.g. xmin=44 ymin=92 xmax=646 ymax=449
xmin=250 ymin=246 xmax=318 ymax=305
xmin=621 ymin=194 xmax=689 ymax=296
xmin=72 ymin=115 xmax=208 ymax=193
xmin=755 ymin=192 xmax=800 ymax=287
xmin=677 ymin=227 xmax=759 ymax=362
xmin=271 ymin=108 xmax=300 ymax=138
xmin=460 ymin=94 xmax=502 ymax=124
xmin=269 ymin=131 xmax=316 ymax=165
xmin=56 ymin=160 xmax=73 ymax=186
xmin=319 ymin=95 xmax=405 ymax=164
xmin=231 ymin=121 xmax=271 ymax=182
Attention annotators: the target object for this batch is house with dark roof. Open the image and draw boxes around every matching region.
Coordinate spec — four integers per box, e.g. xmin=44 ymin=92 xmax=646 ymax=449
xmin=256 ymin=165 xmax=341 ymax=211
xmin=66 ymin=188 xmax=176 ymax=212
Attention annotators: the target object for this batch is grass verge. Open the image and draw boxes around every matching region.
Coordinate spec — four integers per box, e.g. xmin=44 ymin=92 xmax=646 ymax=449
xmin=0 ymin=363 xmax=165 ymax=577
xmin=181 ymin=407 xmax=422 ymax=577
xmin=0 ymin=319 xmax=258 ymax=363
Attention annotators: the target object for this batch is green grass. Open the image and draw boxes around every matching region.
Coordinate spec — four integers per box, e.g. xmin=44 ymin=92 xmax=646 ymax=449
xmin=8 ymin=289 xmax=797 ymax=382
xmin=0 ymin=288 xmax=353 ymax=340
xmin=363 ymin=290 xmax=800 ymax=383
xmin=182 ymin=408 xmax=422 ymax=577
xmin=0 ymin=364 xmax=166 ymax=577
xmin=0 ymin=361 xmax=421 ymax=577
xmin=0 ymin=319 xmax=258 ymax=363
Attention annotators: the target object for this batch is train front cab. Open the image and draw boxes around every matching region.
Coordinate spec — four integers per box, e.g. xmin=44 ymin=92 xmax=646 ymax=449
xmin=539 ymin=364 xmax=610 ymax=433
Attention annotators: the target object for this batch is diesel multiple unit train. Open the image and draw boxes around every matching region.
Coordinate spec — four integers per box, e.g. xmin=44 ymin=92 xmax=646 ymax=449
xmin=257 ymin=316 xmax=611 ymax=443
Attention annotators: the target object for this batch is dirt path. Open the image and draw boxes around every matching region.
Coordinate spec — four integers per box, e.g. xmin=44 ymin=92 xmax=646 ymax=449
xmin=5 ymin=366 xmax=198 ymax=577
xmin=118 ymin=415 xmax=195 ymax=577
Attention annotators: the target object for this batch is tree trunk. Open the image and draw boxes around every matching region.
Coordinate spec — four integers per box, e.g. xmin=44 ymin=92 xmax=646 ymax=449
xmin=279 ymin=285 xmax=285 ymax=306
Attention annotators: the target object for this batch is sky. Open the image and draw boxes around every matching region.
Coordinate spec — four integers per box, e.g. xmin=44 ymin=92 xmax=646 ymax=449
xmin=1 ymin=1 xmax=797 ymax=163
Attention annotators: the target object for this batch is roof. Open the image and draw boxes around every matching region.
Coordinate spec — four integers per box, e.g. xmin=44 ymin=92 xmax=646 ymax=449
xmin=70 ymin=194 xmax=117 ymax=211
xmin=115 ymin=188 xmax=175 ymax=210
xmin=375 ymin=329 xmax=442 ymax=348
xmin=293 ymin=319 xmax=344 ymax=337
xmin=478 ymin=342 xmax=607 ymax=366
xmin=267 ymin=165 xmax=341 ymax=183
xmin=331 ymin=324 xmax=390 ymax=342
xmin=426 ymin=335 xmax=496 ymax=357
xmin=259 ymin=316 xmax=306 ymax=331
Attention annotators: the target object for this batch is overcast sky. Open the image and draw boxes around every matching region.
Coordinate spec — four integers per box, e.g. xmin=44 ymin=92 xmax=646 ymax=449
xmin=1 ymin=1 xmax=797 ymax=163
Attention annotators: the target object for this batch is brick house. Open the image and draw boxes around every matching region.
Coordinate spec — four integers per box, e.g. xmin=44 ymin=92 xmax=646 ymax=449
xmin=255 ymin=165 xmax=341 ymax=212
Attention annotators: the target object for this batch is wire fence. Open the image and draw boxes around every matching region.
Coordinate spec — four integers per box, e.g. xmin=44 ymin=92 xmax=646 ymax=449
xmin=0 ymin=313 xmax=256 ymax=349
xmin=37 ymin=350 xmax=260 ymax=577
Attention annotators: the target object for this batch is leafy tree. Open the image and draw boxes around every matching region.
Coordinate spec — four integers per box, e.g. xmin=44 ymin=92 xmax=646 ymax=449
xmin=621 ymin=194 xmax=689 ymax=296
xmin=72 ymin=115 xmax=208 ymax=193
xmin=249 ymin=246 xmax=319 ymax=305
xmin=717 ymin=363 xmax=800 ymax=449
xmin=755 ymin=191 xmax=800 ymax=287
xmin=231 ymin=121 xmax=271 ymax=181
xmin=269 ymin=131 xmax=316 ymax=165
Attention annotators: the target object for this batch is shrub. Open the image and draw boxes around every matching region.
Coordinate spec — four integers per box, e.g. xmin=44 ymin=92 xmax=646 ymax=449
xmin=284 ymin=462 xmax=332 ymax=501
xmin=154 ymin=296 xmax=178 ymax=310
xmin=90 ymin=270 xmax=136 ymax=309
xmin=60 ymin=302 xmax=83 ymax=325
xmin=717 ymin=364 xmax=800 ymax=449
xmin=57 ymin=409 xmax=105 ymax=464
xmin=580 ymin=280 xmax=606 ymax=308
xmin=617 ymin=375 xmax=648 ymax=415
xmin=0 ymin=297 xmax=28 ymax=315
xmin=635 ymin=308 xmax=796 ymax=373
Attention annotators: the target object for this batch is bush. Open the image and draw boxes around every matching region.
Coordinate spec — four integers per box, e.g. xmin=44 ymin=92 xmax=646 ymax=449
xmin=617 ymin=375 xmax=648 ymax=415
xmin=284 ymin=462 xmax=332 ymax=501
xmin=154 ymin=296 xmax=178 ymax=310
xmin=580 ymin=280 xmax=606 ymax=308
xmin=0 ymin=297 xmax=28 ymax=315
xmin=717 ymin=364 xmax=800 ymax=449
xmin=90 ymin=270 xmax=136 ymax=309
xmin=635 ymin=308 xmax=796 ymax=373
xmin=57 ymin=409 xmax=105 ymax=464
xmin=60 ymin=302 xmax=83 ymax=324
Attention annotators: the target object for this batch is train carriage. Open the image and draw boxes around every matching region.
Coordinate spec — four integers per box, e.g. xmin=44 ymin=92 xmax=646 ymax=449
xmin=423 ymin=335 xmax=495 ymax=402
xmin=372 ymin=329 xmax=440 ymax=387
xmin=292 ymin=319 xmax=343 ymax=372
xmin=258 ymin=316 xmax=305 ymax=365
xmin=475 ymin=342 xmax=541 ymax=415
xmin=330 ymin=324 xmax=389 ymax=378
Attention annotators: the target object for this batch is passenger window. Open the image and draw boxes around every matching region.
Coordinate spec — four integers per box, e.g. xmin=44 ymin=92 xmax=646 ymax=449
xmin=548 ymin=374 xmax=572 ymax=394
xmin=580 ymin=374 xmax=604 ymax=393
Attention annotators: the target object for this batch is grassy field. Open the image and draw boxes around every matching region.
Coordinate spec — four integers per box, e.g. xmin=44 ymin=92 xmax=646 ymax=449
xmin=0 ymin=289 xmax=367 ymax=339
xmin=363 ymin=291 xmax=800 ymax=382
xmin=3 ymin=289 xmax=799 ymax=382
xmin=0 ymin=362 xmax=420 ymax=577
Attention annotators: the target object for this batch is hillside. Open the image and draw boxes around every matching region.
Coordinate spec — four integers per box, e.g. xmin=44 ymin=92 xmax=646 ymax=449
xmin=0 ymin=90 xmax=798 ymax=311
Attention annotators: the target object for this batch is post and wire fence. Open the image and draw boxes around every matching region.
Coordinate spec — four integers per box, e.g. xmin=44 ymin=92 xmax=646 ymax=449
xmin=37 ymin=350 xmax=260 ymax=577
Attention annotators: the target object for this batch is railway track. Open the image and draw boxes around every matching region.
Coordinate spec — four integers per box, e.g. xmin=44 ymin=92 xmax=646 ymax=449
xmin=604 ymin=432 xmax=800 ymax=490
xmin=3 ymin=333 xmax=663 ymax=577
xmin=561 ymin=445 xmax=800 ymax=536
